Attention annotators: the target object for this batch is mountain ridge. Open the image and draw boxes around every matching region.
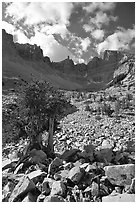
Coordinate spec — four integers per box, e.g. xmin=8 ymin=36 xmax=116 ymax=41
xmin=2 ymin=29 xmax=134 ymax=92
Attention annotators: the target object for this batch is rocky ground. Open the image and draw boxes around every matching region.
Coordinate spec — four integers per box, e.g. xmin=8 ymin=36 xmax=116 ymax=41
xmin=2 ymin=82 xmax=135 ymax=202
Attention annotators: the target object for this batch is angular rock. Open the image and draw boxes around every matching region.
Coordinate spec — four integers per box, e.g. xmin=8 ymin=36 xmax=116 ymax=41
xmin=2 ymin=159 xmax=17 ymax=171
xmin=42 ymin=177 xmax=54 ymax=193
xmin=54 ymin=170 xmax=69 ymax=180
xmin=68 ymin=166 xmax=84 ymax=184
xmin=104 ymin=164 xmax=135 ymax=186
xmin=9 ymin=176 xmax=36 ymax=202
xmin=2 ymin=181 xmax=15 ymax=202
xmin=37 ymin=193 xmax=46 ymax=202
xmin=22 ymin=192 xmax=37 ymax=202
xmin=14 ymin=163 xmax=24 ymax=174
xmin=102 ymin=193 xmax=135 ymax=202
xmin=27 ymin=170 xmax=46 ymax=184
xmin=101 ymin=139 xmax=114 ymax=149
xmin=60 ymin=149 xmax=80 ymax=162
xmin=80 ymin=163 xmax=89 ymax=169
xmin=78 ymin=150 xmax=94 ymax=163
xmin=50 ymin=181 xmax=66 ymax=197
xmin=41 ymin=181 xmax=51 ymax=195
xmin=95 ymin=148 xmax=114 ymax=163
xmin=130 ymin=178 xmax=135 ymax=193
xmin=63 ymin=162 xmax=74 ymax=170
xmin=44 ymin=195 xmax=65 ymax=202
xmin=48 ymin=157 xmax=63 ymax=175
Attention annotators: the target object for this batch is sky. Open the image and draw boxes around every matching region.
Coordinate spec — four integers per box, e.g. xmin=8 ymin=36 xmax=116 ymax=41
xmin=2 ymin=1 xmax=135 ymax=64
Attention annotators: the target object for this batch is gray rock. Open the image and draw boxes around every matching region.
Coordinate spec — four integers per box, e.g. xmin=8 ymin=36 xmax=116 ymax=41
xmin=48 ymin=157 xmax=63 ymax=175
xmin=80 ymin=163 xmax=89 ymax=169
xmin=102 ymin=193 xmax=135 ymax=202
xmin=26 ymin=170 xmax=46 ymax=184
xmin=104 ymin=164 xmax=135 ymax=186
xmin=44 ymin=195 xmax=65 ymax=202
xmin=42 ymin=177 xmax=54 ymax=191
xmin=2 ymin=159 xmax=17 ymax=171
xmin=95 ymin=148 xmax=114 ymax=163
xmin=14 ymin=163 xmax=24 ymax=174
xmin=101 ymin=139 xmax=114 ymax=149
xmin=29 ymin=149 xmax=47 ymax=164
xmin=60 ymin=149 xmax=80 ymax=162
xmin=37 ymin=193 xmax=46 ymax=202
xmin=22 ymin=192 xmax=37 ymax=202
xmin=91 ymin=181 xmax=99 ymax=196
xmin=63 ymin=162 xmax=74 ymax=170
xmin=68 ymin=166 xmax=84 ymax=184
xmin=130 ymin=178 xmax=135 ymax=193
xmin=2 ymin=181 xmax=15 ymax=202
xmin=79 ymin=144 xmax=94 ymax=162
xmin=54 ymin=170 xmax=69 ymax=180
xmin=50 ymin=181 xmax=66 ymax=197
xmin=9 ymin=176 xmax=36 ymax=202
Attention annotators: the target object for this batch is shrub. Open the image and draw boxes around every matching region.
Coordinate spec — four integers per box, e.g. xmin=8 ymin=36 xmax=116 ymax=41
xmin=3 ymin=80 xmax=71 ymax=156
xmin=101 ymin=102 xmax=113 ymax=116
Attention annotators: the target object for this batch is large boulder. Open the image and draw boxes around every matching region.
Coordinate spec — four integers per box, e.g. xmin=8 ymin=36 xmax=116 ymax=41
xmin=102 ymin=193 xmax=135 ymax=202
xmin=104 ymin=164 xmax=135 ymax=186
xmin=9 ymin=176 xmax=37 ymax=202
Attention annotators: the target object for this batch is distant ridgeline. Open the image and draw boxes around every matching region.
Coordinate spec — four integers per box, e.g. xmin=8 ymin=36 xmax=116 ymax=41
xmin=2 ymin=29 xmax=135 ymax=91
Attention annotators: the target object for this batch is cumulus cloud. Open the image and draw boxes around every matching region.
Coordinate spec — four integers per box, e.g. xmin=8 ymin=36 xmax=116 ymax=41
xmin=96 ymin=27 xmax=135 ymax=54
xmin=2 ymin=21 xmax=15 ymax=34
xmin=83 ymin=2 xmax=117 ymax=13
xmin=29 ymin=32 xmax=75 ymax=62
xmin=80 ymin=37 xmax=91 ymax=52
xmin=91 ymin=29 xmax=105 ymax=41
xmin=90 ymin=11 xmax=117 ymax=29
xmin=40 ymin=24 xmax=68 ymax=39
xmin=5 ymin=2 xmax=74 ymax=26
xmin=83 ymin=11 xmax=117 ymax=34
xmin=2 ymin=20 xmax=30 ymax=44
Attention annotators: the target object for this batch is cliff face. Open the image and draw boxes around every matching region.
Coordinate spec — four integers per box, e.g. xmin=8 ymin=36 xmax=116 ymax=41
xmin=103 ymin=50 xmax=123 ymax=62
xmin=15 ymin=43 xmax=43 ymax=61
xmin=2 ymin=29 xmax=17 ymax=56
xmin=2 ymin=29 xmax=134 ymax=91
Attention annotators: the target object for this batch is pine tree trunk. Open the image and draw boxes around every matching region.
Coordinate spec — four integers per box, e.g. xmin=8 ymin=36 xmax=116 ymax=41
xmin=47 ymin=116 xmax=54 ymax=154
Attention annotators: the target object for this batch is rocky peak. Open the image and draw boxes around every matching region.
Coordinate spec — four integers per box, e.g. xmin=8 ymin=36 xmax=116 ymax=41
xmin=52 ymin=57 xmax=75 ymax=73
xmin=2 ymin=29 xmax=16 ymax=56
xmin=2 ymin=29 xmax=13 ymax=44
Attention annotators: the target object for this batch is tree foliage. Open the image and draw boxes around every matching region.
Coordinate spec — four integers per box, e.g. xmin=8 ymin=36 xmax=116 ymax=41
xmin=3 ymin=80 xmax=71 ymax=154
